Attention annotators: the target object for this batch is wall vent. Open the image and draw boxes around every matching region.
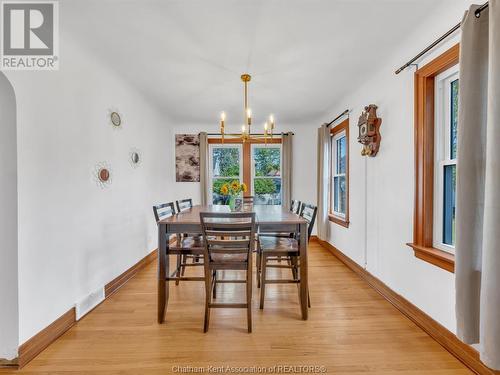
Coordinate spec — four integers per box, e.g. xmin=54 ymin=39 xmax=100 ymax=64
xmin=75 ymin=287 xmax=105 ymax=320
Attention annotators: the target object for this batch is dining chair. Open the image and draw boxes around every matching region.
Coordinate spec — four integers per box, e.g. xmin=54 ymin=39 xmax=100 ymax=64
xmin=255 ymin=199 xmax=301 ymax=285
xmin=290 ymin=199 xmax=301 ymax=214
xmin=175 ymin=198 xmax=202 ymax=268
xmin=200 ymin=212 xmax=256 ymax=333
xmin=258 ymin=203 xmax=317 ymax=310
xmin=153 ymin=202 xmax=204 ymax=286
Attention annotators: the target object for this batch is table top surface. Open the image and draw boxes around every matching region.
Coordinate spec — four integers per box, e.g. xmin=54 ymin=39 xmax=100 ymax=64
xmin=157 ymin=204 xmax=307 ymax=225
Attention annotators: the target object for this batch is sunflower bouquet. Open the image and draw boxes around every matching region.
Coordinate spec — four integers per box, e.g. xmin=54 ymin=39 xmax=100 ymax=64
xmin=220 ymin=180 xmax=247 ymax=211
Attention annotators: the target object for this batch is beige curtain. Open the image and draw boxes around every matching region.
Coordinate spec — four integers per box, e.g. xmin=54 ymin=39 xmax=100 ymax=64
xmin=316 ymin=124 xmax=330 ymax=241
xmin=282 ymin=132 xmax=293 ymax=207
xmin=456 ymin=1 xmax=500 ymax=370
xmin=199 ymin=132 xmax=210 ymax=205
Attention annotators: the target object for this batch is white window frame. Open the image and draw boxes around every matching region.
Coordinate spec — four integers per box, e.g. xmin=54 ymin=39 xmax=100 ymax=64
xmin=250 ymin=144 xmax=282 ymax=204
xmin=331 ymin=130 xmax=347 ymax=219
xmin=208 ymin=143 xmax=243 ymax=203
xmin=433 ymin=65 xmax=459 ymax=253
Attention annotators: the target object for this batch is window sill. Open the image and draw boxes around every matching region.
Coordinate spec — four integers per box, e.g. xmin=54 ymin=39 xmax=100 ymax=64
xmin=328 ymin=214 xmax=349 ymax=228
xmin=406 ymin=243 xmax=455 ymax=273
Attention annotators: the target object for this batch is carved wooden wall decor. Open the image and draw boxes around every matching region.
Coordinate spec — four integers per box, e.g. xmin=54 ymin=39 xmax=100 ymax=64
xmin=357 ymin=104 xmax=382 ymax=156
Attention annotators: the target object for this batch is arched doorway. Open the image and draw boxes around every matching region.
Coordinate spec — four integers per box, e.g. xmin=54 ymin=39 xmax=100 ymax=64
xmin=0 ymin=72 xmax=19 ymax=364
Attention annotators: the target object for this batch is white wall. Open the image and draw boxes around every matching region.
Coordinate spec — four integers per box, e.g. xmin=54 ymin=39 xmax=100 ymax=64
xmin=5 ymin=32 xmax=174 ymax=344
xmin=0 ymin=73 xmax=19 ymax=360
xmin=171 ymin=123 xmax=318 ymax=212
xmin=326 ymin=0 xmax=476 ymax=332
xmin=3 ymin=0 xmax=477 ymax=348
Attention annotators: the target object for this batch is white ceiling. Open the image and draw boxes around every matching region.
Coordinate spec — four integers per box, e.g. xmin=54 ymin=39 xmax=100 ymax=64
xmin=63 ymin=0 xmax=444 ymax=127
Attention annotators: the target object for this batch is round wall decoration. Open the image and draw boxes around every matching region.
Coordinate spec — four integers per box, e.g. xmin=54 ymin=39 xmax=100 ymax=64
xmin=108 ymin=108 xmax=124 ymax=129
xmin=110 ymin=112 xmax=121 ymax=127
xmin=129 ymin=148 xmax=142 ymax=168
xmin=93 ymin=162 xmax=113 ymax=188
xmin=99 ymin=168 xmax=110 ymax=182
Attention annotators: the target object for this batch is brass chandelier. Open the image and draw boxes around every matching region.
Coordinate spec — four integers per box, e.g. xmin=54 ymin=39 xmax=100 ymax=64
xmin=219 ymin=73 xmax=275 ymax=143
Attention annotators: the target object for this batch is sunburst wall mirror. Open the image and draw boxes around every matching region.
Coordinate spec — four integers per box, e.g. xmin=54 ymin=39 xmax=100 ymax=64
xmin=129 ymin=148 xmax=142 ymax=168
xmin=108 ymin=108 xmax=123 ymax=129
xmin=93 ymin=162 xmax=113 ymax=188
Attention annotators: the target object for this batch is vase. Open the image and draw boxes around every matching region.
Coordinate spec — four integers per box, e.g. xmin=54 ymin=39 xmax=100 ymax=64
xmin=228 ymin=195 xmax=236 ymax=211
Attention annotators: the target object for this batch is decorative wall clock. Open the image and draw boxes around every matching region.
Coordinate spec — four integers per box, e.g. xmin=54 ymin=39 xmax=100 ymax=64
xmin=357 ymin=104 xmax=382 ymax=156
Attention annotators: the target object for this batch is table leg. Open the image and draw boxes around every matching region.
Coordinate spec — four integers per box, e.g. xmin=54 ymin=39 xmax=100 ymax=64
xmin=299 ymin=222 xmax=308 ymax=320
xmin=157 ymin=224 xmax=169 ymax=323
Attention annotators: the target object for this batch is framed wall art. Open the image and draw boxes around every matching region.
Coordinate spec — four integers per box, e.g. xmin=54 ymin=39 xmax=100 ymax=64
xmin=175 ymin=134 xmax=200 ymax=182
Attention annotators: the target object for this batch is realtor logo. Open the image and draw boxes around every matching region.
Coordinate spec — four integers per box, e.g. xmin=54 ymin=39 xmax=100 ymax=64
xmin=1 ymin=1 xmax=59 ymax=70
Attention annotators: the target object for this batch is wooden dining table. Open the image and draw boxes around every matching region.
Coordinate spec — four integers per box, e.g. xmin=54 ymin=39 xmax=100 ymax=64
xmin=156 ymin=204 xmax=309 ymax=323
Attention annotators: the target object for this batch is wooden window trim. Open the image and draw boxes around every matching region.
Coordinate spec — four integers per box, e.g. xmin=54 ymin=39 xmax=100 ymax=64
xmin=408 ymin=44 xmax=459 ymax=273
xmin=328 ymin=119 xmax=350 ymax=228
xmin=207 ymin=138 xmax=282 ymax=197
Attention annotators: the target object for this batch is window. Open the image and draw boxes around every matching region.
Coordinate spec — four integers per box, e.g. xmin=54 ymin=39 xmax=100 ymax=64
xmin=208 ymin=138 xmax=282 ymax=205
xmin=251 ymin=144 xmax=282 ymax=205
xmin=209 ymin=144 xmax=242 ymax=204
xmin=434 ymin=66 xmax=459 ymax=253
xmin=329 ymin=119 xmax=349 ymax=227
xmin=408 ymin=43 xmax=459 ymax=273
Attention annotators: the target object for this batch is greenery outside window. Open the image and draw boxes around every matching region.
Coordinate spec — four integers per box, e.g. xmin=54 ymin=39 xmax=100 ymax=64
xmin=251 ymin=145 xmax=282 ymax=205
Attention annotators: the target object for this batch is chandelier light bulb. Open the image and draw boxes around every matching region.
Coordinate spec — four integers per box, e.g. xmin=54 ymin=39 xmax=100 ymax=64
xmin=220 ymin=111 xmax=226 ymax=121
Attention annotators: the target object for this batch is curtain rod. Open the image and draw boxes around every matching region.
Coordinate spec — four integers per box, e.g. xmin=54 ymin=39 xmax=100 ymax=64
xmin=327 ymin=109 xmax=349 ymax=127
xmin=395 ymin=2 xmax=489 ymax=75
xmin=205 ymin=132 xmax=293 ymax=136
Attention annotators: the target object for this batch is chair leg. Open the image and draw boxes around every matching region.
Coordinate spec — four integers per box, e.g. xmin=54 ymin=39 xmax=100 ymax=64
xmin=175 ymin=255 xmax=182 ymax=286
xmin=204 ymin=271 xmax=212 ymax=333
xmin=246 ymin=268 xmax=252 ymax=333
xmin=308 ymin=289 xmax=311 ymax=308
xmin=181 ymin=254 xmax=187 ymax=276
xmin=256 ymin=250 xmax=261 ymax=288
xmin=212 ymin=270 xmax=217 ymax=299
xmin=260 ymin=254 xmax=267 ymax=309
xmin=291 ymin=256 xmax=298 ymax=280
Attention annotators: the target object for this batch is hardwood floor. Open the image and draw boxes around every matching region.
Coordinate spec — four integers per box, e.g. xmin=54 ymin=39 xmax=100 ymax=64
xmin=1 ymin=243 xmax=471 ymax=374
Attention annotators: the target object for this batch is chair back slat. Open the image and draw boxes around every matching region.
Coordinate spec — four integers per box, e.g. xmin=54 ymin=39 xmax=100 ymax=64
xmin=291 ymin=199 xmax=301 ymax=214
xmin=203 ymin=221 xmax=253 ymax=229
xmin=205 ymin=230 xmax=251 ymax=239
xmin=209 ymin=248 xmax=250 ymax=254
xmin=153 ymin=202 xmax=176 ymax=222
xmin=207 ymin=239 xmax=251 ymax=247
xmin=200 ymin=212 xmax=256 ymax=264
xmin=176 ymin=198 xmax=193 ymax=213
xmin=299 ymin=203 xmax=318 ymax=240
